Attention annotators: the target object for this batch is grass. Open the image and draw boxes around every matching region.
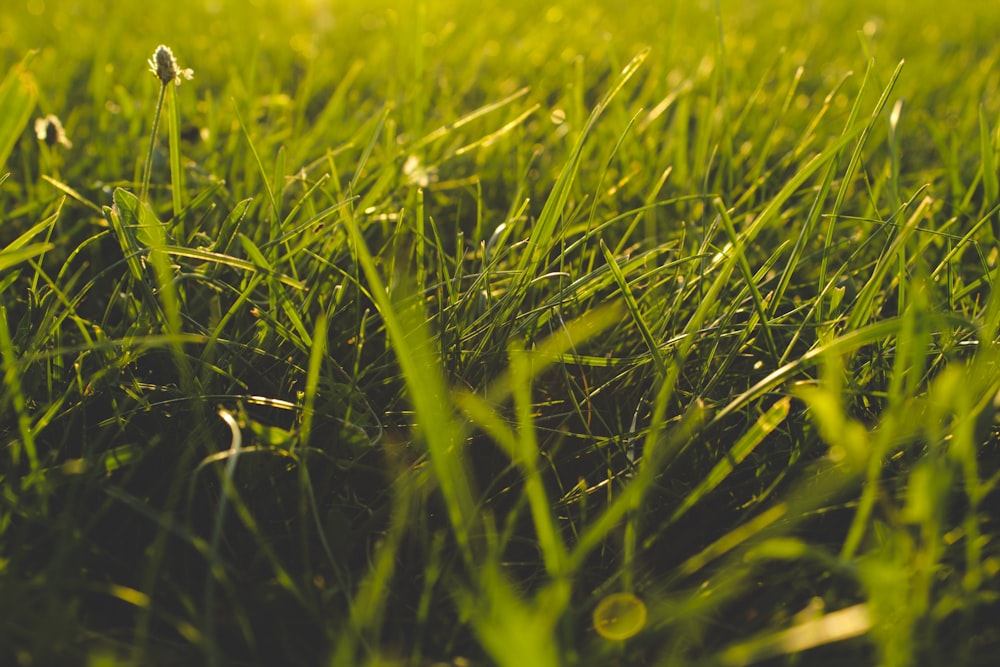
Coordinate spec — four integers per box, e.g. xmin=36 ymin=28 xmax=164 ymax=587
xmin=2 ymin=0 xmax=1000 ymax=665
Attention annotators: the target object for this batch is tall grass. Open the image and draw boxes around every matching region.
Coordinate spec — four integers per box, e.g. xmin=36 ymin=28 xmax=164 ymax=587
xmin=1 ymin=1 xmax=999 ymax=665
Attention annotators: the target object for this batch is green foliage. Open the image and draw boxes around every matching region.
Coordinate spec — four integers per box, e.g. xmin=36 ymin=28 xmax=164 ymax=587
xmin=1 ymin=1 xmax=1000 ymax=666
xmin=0 ymin=54 xmax=37 ymax=171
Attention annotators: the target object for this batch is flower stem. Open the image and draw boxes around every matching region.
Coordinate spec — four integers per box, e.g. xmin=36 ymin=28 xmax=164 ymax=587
xmin=141 ymin=82 xmax=168 ymax=202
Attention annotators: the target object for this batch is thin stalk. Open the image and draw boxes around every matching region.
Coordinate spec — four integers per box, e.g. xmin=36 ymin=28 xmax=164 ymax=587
xmin=141 ymin=82 xmax=168 ymax=202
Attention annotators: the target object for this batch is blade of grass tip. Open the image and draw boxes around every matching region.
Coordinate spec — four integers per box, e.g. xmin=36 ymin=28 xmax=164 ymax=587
xmin=515 ymin=49 xmax=649 ymax=286
xmin=887 ymin=98 xmax=904 ymax=209
xmin=715 ymin=199 xmax=780 ymax=360
xmin=769 ymin=71 xmax=855 ymax=322
xmin=213 ymin=198 xmax=253 ymax=256
xmin=233 ymin=102 xmax=278 ymax=222
xmin=108 ymin=189 xmax=146 ymax=282
xmin=138 ymin=202 xmax=187 ymax=372
xmin=585 ymin=109 xmax=643 ymax=235
xmin=452 ymin=103 xmax=540 ymax=156
xmin=600 ymin=239 xmax=667 ymax=378
xmin=415 ymin=188 xmax=426 ymax=300
xmin=0 ymin=243 xmax=53 ymax=273
xmin=205 ymin=408 xmax=243 ymax=667
xmin=338 ymin=205 xmax=478 ymax=564
xmin=298 ymin=312 xmax=327 ymax=448
xmin=167 ymin=83 xmax=185 ymax=225
xmin=818 ymin=59 xmax=904 ymax=321
xmin=41 ymin=175 xmax=106 ymax=215
xmin=350 ymin=103 xmax=392 ymax=193
xmin=107 ymin=189 xmax=178 ymax=351
xmin=845 ymin=195 xmax=930 ymax=333
xmin=410 ymin=86 xmax=531 ymax=152
xmin=0 ymin=52 xmax=38 ymax=170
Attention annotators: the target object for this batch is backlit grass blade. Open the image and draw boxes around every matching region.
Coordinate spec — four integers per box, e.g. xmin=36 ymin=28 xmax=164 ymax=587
xmin=715 ymin=199 xmax=779 ymax=360
xmin=298 ymin=311 xmax=327 ymax=446
xmin=818 ymin=59 xmax=905 ymax=319
xmin=0 ymin=54 xmax=38 ymax=171
xmin=0 ymin=244 xmax=53 ymax=274
xmin=411 ymin=86 xmax=532 ymax=151
xmin=715 ymin=603 xmax=871 ymax=667
xmin=706 ymin=314 xmax=967 ymax=429
xmin=338 ymin=204 xmax=478 ymax=562
xmin=515 ymin=49 xmax=649 ymax=283
xmin=845 ymin=195 xmax=930 ymax=332
xmin=234 ymin=102 xmax=279 ymax=222
xmin=167 ymin=84 xmax=185 ymax=221
xmin=600 ymin=238 xmax=667 ymax=378
xmin=980 ymin=105 xmax=1000 ymax=240
xmin=669 ymin=397 xmax=790 ymax=525
xmin=162 ymin=244 xmax=306 ymax=289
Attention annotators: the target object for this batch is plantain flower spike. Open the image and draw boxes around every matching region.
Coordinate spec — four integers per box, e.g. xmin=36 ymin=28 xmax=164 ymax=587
xmin=34 ymin=114 xmax=72 ymax=148
xmin=148 ymin=44 xmax=194 ymax=86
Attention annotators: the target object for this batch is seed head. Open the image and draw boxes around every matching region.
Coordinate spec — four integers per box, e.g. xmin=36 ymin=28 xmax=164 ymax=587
xmin=148 ymin=44 xmax=194 ymax=86
xmin=34 ymin=114 xmax=72 ymax=148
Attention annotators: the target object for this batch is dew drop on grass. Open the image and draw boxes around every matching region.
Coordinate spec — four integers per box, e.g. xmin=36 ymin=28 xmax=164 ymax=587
xmin=593 ymin=593 xmax=647 ymax=640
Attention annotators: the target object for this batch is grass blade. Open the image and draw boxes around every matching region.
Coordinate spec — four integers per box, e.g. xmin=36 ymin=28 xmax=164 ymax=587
xmin=0 ymin=54 xmax=37 ymax=171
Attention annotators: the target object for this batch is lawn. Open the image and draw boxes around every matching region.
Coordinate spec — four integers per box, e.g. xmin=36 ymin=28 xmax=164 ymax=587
xmin=2 ymin=0 xmax=1000 ymax=665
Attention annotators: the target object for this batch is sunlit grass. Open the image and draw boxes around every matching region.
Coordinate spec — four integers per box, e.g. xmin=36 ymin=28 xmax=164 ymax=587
xmin=2 ymin=1 xmax=1000 ymax=665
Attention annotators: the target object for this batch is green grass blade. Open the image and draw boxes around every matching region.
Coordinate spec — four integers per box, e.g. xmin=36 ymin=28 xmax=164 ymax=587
xmin=980 ymin=104 xmax=999 ymax=240
xmin=0 ymin=244 xmax=53 ymax=273
xmin=515 ymin=49 xmax=649 ymax=283
xmin=669 ymin=397 xmax=790 ymax=525
xmin=715 ymin=199 xmax=780 ymax=360
xmin=167 ymin=84 xmax=185 ymax=221
xmin=233 ymin=102 xmax=279 ymax=222
xmin=600 ymin=238 xmax=667 ymax=377
xmin=338 ymin=204 xmax=478 ymax=562
xmin=0 ymin=306 xmax=40 ymax=477
xmin=0 ymin=54 xmax=38 ymax=171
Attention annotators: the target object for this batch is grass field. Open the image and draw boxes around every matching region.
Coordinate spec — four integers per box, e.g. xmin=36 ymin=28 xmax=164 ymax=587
xmin=2 ymin=0 xmax=1000 ymax=665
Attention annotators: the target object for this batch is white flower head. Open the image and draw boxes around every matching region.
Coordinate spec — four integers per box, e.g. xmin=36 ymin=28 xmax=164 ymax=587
xmin=34 ymin=114 xmax=72 ymax=148
xmin=148 ymin=44 xmax=194 ymax=86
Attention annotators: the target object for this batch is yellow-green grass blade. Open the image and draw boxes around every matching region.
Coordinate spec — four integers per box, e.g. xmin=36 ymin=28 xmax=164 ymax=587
xmin=0 ymin=54 xmax=37 ymax=171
